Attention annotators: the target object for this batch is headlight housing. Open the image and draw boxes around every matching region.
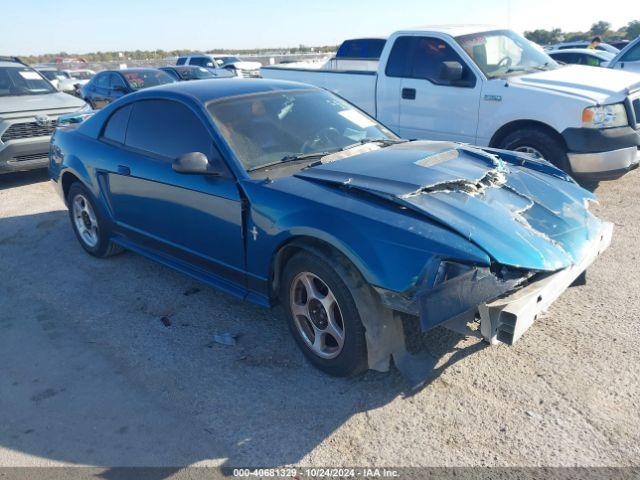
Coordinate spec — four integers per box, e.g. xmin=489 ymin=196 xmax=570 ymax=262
xmin=582 ymin=103 xmax=628 ymax=129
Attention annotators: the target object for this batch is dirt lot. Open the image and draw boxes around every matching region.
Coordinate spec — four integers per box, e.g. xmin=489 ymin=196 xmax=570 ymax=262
xmin=0 ymin=168 xmax=639 ymax=468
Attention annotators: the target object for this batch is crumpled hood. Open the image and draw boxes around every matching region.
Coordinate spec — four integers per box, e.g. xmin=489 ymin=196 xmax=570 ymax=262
xmin=0 ymin=92 xmax=85 ymax=116
xmin=295 ymin=141 xmax=606 ymax=272
xmin=509 ymin=65 xmax=640 ymax=103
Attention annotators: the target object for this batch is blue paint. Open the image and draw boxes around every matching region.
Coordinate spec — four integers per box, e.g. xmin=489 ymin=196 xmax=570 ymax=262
xmin=49 ymin=79 xmax=606 ymax=327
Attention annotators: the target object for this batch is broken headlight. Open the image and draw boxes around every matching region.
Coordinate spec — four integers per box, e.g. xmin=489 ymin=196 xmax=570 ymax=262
xmin=582 ymin=103 xmax=628 ymax=129
xmin=433 ymin=261 xmax=475 ymax=286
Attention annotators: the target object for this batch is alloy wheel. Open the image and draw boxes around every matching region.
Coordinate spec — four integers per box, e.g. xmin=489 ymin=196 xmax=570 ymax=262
xmin=289 ymin=272 xmax=345 ymax=359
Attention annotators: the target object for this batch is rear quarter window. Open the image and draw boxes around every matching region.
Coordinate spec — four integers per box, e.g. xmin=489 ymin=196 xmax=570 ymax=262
xmin=102 ymin=104 xmax=133 ymax=144
xmin=124 ymin=99 xmax=213 ymax=160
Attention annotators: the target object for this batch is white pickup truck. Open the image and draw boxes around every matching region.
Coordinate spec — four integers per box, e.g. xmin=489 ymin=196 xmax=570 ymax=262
xmin=262 ymin=26 xmax=640 ymax=180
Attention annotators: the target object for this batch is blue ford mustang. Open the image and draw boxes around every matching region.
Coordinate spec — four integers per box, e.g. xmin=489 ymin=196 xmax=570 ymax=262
xmin=49 ymin=79 xmax=612 ymax=377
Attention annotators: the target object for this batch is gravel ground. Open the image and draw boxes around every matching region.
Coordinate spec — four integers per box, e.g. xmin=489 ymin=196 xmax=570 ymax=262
xmin=0 ymin=169 xmax=639 ymax=469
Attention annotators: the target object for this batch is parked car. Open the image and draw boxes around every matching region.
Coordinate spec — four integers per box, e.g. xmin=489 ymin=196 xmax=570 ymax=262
xmin=0 ymin=57 xmax=87 ymax=173
xmin=50 ymin=79 xmax=612 ymax=376
xmin=177 ymin=54 xmax=261 ymax=78
xmin=159 ymin=65 xmax=216 ymax=81
xmin=37 ymin=67 xmax=77 ymax=93
xmin=608 ymin=40 xmax=630 ymax=51
xmin=607 ymin=36 xmax=640 ymax=74
xmin=548 ymin=48 xmax=615 ymax=67
xmin=546 ymin=41 xmax=620 ymax=54
xmin=80 ymin=68 xmax=175 ymax=109
xmin=262 ymin=27 xmax=640 ymax=181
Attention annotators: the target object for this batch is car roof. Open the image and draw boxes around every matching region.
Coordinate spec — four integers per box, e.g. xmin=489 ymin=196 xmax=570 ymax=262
xmin=131 ymin=78 xmax=314 ymax=103
xmin=549 ymin=48 xmax=611 ymax=57
xmin=402 ymin=25 xmax=501 ymax=37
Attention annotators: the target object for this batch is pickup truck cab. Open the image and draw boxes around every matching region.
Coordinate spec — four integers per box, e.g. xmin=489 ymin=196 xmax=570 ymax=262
xmin=262 ymin=26 xmax=640 ymax=180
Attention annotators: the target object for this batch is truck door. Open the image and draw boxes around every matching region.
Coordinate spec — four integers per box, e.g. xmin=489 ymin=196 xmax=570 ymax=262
xmin=380 ymin=35 xmax=481 ymax=143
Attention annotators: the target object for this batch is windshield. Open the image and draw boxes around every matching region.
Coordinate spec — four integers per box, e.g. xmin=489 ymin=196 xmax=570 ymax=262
xmin=207 ymin=89 xmax=396 ymax=171
xmin=179 ymin=67 xmax=214 ymax=80
xmin=456 ymin=29 xmax=559 ymax=79
xmin=0 ymin=66 xmax=57 ymax=96
xmin=122 ymin=70 xmax=175 ymax=90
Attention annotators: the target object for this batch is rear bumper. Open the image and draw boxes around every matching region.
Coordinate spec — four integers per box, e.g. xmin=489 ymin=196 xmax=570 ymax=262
xmin=0 ymin=137 xmax=51 ymax=173
xmin=479 ymin=221 xmax=613 ymax=345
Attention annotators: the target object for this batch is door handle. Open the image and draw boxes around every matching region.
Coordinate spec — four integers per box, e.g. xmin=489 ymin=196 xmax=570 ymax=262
xmin=402 ymin=88 xmax=416 ymax=100
xmin=117 ymin=165 xmax=131 ymax=176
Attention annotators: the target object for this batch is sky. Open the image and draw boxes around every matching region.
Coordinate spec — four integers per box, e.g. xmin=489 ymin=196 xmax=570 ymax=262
xmin=2 ymin=0 xmax=637 ymax=55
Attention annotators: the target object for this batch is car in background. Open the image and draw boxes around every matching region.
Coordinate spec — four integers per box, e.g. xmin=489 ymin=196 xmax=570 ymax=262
xmin=63 ymin=69 xmax=95 ymax=86
xmin=607 ymin=37 xmax=640 ymax=74
xmin=159 ymin=65 xmax=216 ymax=81
xmin=546 ymin=41 xmax=619 ymax=54
xmin=548 ymin=48 xmax=615 ymax=67
xmin=609 ymin=40 xmax=630 ymax=51
xmin=50 ymin=79 xmax=612 ymax=377
xmin=177 ymin=54 xmax=261 ymax=78
xmin=37 ymin=67 xmax=77 ymax=93
xmin=0 ymin=57 xmax=87 ymax=173
xmin=80 ymin=68 xmax=175 ymax=109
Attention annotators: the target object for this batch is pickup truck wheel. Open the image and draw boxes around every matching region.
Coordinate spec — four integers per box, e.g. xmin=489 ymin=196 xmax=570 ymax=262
xmin=498 ymin=127 xmax=571 ymax=173
xmin=281 ymin=252 xmax=368 ymax=377
xmin=67 ymin=182 xmax=122 ymax=258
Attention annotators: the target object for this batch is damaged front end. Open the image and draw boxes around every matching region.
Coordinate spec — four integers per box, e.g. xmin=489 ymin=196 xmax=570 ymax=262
xmin=295 ymin=140 xmax=614 ymax=350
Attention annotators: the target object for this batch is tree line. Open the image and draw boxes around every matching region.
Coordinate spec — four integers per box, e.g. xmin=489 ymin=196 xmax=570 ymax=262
xmin=20 ymin=45 xmax=338 ymax=65
xmin=524 ymin=20 xmax=640 ymax=45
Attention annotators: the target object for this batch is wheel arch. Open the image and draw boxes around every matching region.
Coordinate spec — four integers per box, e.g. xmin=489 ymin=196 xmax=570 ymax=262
xmin=489 ymin=119 xmax=568 ymax=151
xmin=61 ymin=171 xmax=82 ymax=203
xmin=269 ymin=235 xmax=369 ymax=305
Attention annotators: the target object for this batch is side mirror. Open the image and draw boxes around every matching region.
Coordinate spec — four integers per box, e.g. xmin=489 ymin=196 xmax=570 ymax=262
xmin=440 ymin=61 xmax=464 ymax=83
xmin=172 ymin=152 xmax=222 ymax=175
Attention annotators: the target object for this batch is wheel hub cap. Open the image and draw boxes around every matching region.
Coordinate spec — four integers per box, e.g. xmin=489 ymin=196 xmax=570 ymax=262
xmin=289 ymin=272 xmax=345 ymax=359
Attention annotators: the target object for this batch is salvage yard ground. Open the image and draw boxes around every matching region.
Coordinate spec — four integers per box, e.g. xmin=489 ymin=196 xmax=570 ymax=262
xmin=0 ymin=169 xmax=638 ymax=467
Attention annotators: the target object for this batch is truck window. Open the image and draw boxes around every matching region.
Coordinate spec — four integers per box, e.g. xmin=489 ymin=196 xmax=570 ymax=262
xmin=176 ymin=57 xmax=187 ymax=65
xmin=336 ymin=39 xmax=386 ymax=59
xmin=386 ymin=36 xmax=475 ymax=87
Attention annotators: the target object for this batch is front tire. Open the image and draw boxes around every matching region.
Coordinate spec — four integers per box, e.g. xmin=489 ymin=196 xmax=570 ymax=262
xmin=281 ymin=251 xmax=368 ymax=377
xmin=67 ymin=182 xmax=122 ymax=258
xmin=498 ymin=127 xmax=571 ymax=173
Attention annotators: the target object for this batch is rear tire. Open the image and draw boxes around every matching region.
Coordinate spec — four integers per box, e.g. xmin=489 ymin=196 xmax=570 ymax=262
xmin=280 ymin=251 xmax=368 ymax=377
xmin=498 ymin=127 xmax=571 ymax=174
xmin=67 ymin=182 xmax=122 ymax=258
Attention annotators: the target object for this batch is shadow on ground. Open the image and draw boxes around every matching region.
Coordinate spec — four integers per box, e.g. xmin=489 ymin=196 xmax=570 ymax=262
xmin=0 ymin=169 xmax=50 ymax=190
xmin=0 ymin=207 xmax=485 ymax=477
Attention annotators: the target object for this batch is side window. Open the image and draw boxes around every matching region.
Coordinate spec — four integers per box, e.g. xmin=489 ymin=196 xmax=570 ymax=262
xmin=176 ymin=57 xmax=187 ymax=65
xmin=622 ymin=43 xmax=640 ymax=62
xmin=385 ymin=36 xmax=414 ymax=77
xmin=102 ymin=104 xmax=132 ymax=144
xmin=109 ymin=73 xmax=126 ymax=89
xmin=189 ymin=57 xmax=208 ymax=67
xmin=387 ymin=36 xmax=475 ymax=87
xmin=162 ymin=69 xmax=180 ymax=81
xmin=124 ymin=100 xmax=216 ymax=161
xmin=411 ymin=37 xmax=473 ymax=85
